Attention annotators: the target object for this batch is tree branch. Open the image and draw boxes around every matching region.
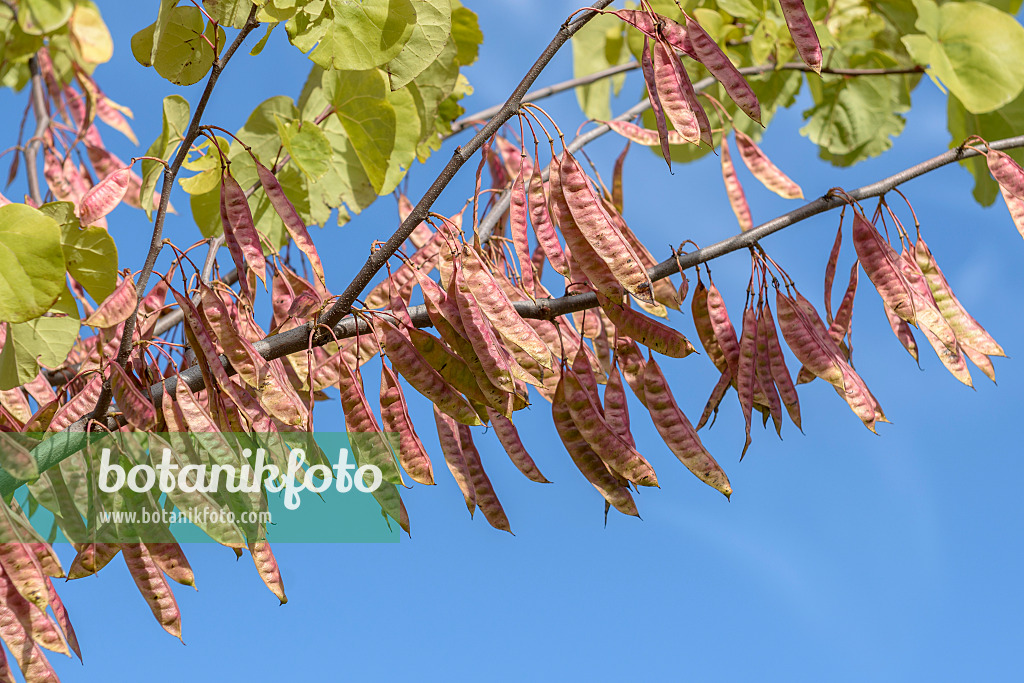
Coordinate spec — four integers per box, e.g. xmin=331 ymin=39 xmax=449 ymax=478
xmin=23 ymin=56 xmax=49 ymax=206
xmin=9 ymin=133 xmax=1022 ymax=497
xmin=477 ymin=62 xmax=924 ymax=243
xmin=83 ymin=6 xmax=262 ymax=423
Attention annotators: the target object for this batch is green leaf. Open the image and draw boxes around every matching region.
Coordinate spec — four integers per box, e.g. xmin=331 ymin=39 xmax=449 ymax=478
xmin=203 ymin=0 xmax=257 ymax=28
xmin=61 ymin=225 xmax=118 ymax=304
xmin=250 ymin=21 xmax=277 ymax=56
xmin=275 ymin=116 xmax=331 ymax=181
xmin=717 ymin=0 xmax=761 ymax=21
xmin=572 ymin=13 xmax=627 ymax=122
xmin=191 ymin=185 xmax=224 ymax=239
xmin=134 ymin=7 xmax=224 ymax=86
xmin=18 ymin=0 xmax=74 ymax=35
xmin=385 ymin=0 xmax=450 ymax=90
xmin=947 ymin=91 xmax=1024 ymax=206
xmin=450 ymin=3 xmax=481 ymax=66
xmin=309 ymin=0 xmax=416 ymax=71
xmin=381 ymin=84 xmax=421 ymax=194
xmin=180 ymin=137 xmax=230 ymax=195
xmin=150 ymin=0 xmax=179 ymax=65
xmin=141 ymin=95 xmax=191 ymax=219
xmin=331 ymin=69 xmax=397 ymax=194
xmin=801 ymin=53 xmax=910 ymax=166
xmin=902 ymin=0 xmax=1024 ymax=114
xmin=0 ymin=204 xmax=65 ymax=324
xmin=0 ymin=287 xmax=79 ymax=391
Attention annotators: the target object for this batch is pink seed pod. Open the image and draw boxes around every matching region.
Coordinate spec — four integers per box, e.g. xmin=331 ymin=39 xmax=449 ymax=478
xmin=44 ymin=576 xmax=80 ymax=660
xmin=962 ymin=343 xmax=997 ymax=383
xmin=684 ymin=13 xmax=761 ymax=124
xmin=527 ymin=164 xmax=570 ymax=278
xmin=915 ymin=236 xmax=1004 ymax=357
xmin=48 ymin=374 xmax=102 ymax=432
xmin=456 ymin=424 xmax=512 ymax=533
xmin=643 ymin=355 xmax=732 ymax=498
xmin=433 ymin=406 xmax=476 ymax=515
xmin=736 ymin=302 xmax=758 ymax=457
xmin=998 ymin=184 xmax=1024 ymax=240
xmin=145 ymin=542 xmax=195 ymax=588
xmin=851 ymin=211 xmax=915 ymax=325
xmin=380 ymin=362 xmax=435 ymax=486
xmin=733 ymin=130 xmax=804 ymax=199
xmin=775 ymin=288 xmax=845 ymax=390
xmin=83 ymin=271 xmax=137 ymax=328
xmin=824 ymin=224 xmax=843 ymax=323
xmin=603 ymin=364 xmax=635 ymax=449
xmin=705 ymin=274 xmax=742 ymax=378
xmin=754 ymin=304 xmax=784 ymax=436
xmin=609 ymin=10 xmax=697 ymax=58
xmin=651 ymin=38 xmax=701 ymax=145
xmin=107 ymin=362 xmax=156 ymax=430
xmin=830 ymin=261 xmax=859 ymax=356
xmin=721 ymin=136 xmax=753 ymax=231
xmin=509 ymin=164 xmax=535 ymax=294
xmin=779 ymin=0 xmax=822 ymax=73
xmin=250 ymin=540 xmax=287 ymax=605
xmin=613 ymin=335 xmax=649 ymax=407
xmin=596 ymin=291 xmax=695 ymax=358
xmin=601 ymin=119 xmax=687 ymax=147
xmin=486 ymin=408 xmax=550 ymax=483
xmin=0 ymin=433 xmax=38 ymax=481
xmin=986 ymin=149 xmax=1024 ymax=201
xmin=220 ymin=172 xmax=266 ymax=296
xmin=68 ymin=542 xmax=121 ymax=579
xmin=558 ymin=151 xmax=654 ymax=303
xmin=897 ymin=247 xmax=958 ymax=356
xmin=641 ymin=35 xmax=673 ymax=169
xmin=552 ymin=375 xmax=639 ymax=517
xmin=78 ymin=165 xmax=131 ymax=226
xmin=122 ymin=542 xmax=182 ymax=639
xmin=884 ymin=301 xmax=920 ymax=362
xmin=761 ymin=300 xmax=801 ymax=431
xmin=255 ymin=160 xmax=325 ymax=287
xmin=696 ymin=370 xmax=732 ymax=431
xmin=0 ymin=588 xmax=61 ymax=680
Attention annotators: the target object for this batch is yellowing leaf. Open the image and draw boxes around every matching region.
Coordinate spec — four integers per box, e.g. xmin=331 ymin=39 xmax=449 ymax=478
xmin=309 ymin=0 xmax=416 ymax=71
xmin=0 ymin=287 xmax=80 ymax=390
xmin=385 ymin=0 xmax=451 ymax=90
xmin=141 ymin=95 xmax=190 ymax=219
xmin=902 ymin=0 xmax=1024 ymax=114
xmin=61 ymin=224 xmax=118 ymax=304
xmin=331 ymin=69 xmax=397 ymax=194
xmin=0 ymin=204 xmax=65 ymax=324
xmin=18 ymin=0 xmax=74 ymax=35
xmin=275 ymin=116 xmax=331 ymax=181
xmin=69 ymin=1 xmax=113 ymax=64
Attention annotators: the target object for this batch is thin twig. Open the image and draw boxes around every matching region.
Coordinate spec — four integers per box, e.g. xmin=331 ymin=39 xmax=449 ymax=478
xmin=24 ymin=57 xmax=49 ymax=206
xmin=84 ymin=5 xmax=262 ymax=424
xmin=12 ymin=133 xmax=1023 ymax=496
xmin=476 ymin=62 xmax=924 ymax=243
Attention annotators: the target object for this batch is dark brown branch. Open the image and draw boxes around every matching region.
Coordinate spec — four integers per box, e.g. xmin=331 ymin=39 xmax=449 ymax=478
xmin=10 ymin=133 xmax=1022 ymax=497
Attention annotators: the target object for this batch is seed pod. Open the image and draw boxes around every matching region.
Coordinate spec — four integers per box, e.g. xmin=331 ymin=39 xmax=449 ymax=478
xmin=558 ymin=150 xmax=654 ymax=303
xmin=754 ymin=304 xmax=784 ymax=436
xmin=220 ymin=172 xmax=265 ymax=297
xmin=898 ymin=247 xmax=958 ymax=356
xmin=733 ymin=130 xmax=804 ymax=199
xmin=736 ymin=302 xmax=758 ymax=457
xmin=254 ymin=159 xmax=325 ymax=286
xmin=824 ymin=224 xmax=843 ymax=323
xmin=830 ymin=261 xmax=859 ymax=358
xmin=852 ymin=211 xmax=915 ymax=324
xmin=527 ymin=163 xmax=570 ymax=278
xmin=696 ymin=369 xmax=732 ymax=431
xmin=108 ymin=362 xmax=157 ymax=430
xmin=378 ymin=318 xmax=482 ymax=427
xmin=78 ymin=165 xmax=131 ymax=226
xmin=651 ymin=37 xmax=701 ymax=145
xmin=602 ymin=120 xmax=688 ymax=147
xmin=0 ymin=570 xmax=67 ymax=656
xmin=200 ymin=285 xmax=265 ymax=389
xmin=596 ymin=291 xmax=695 ymax=358
xmin=779 ymin=0 xmax=822 ymax=72
xmin=760 ymin=302 xmax=801 ymax=431
xmin=552 ymin=376 xmax=638 ymax=516
xmin=44 ymin=576 xmax=79 ymax=661
xmin=83 ymin=271 xmax=137 ymax=328
xmin=250 ymin=540 xmax=287 ymax=604
xmin=775 ymin=288 xmax=845 ymax=389
xmin=609 ymin=9 xmax=696 ymax=57
xmin=456 ymin=424 xmax=512 ymax=533
xmin=337 ymin=362 xmax=404 ymax=487
xmin=68 ymin=542 xmax=121 ymax=579
xmin=998 ymin=182 xmax=1024 ymax=238
xmin=122 ymin=542 xmax=182 ymax=639
xmin=613 ymin=336 xmax=648 ymax=406
xmin=433 ymin=406 xmax=476 ymax=515
xmin=706 ymin=274 xmax=742 ymax=377
xmin=379 ymin=362 xmax=435 ymax=486
xmin=460 ymin=246 xmax=552 ymax=369
xmin=643 ymin=355 xmax=732 ymax=498
xmin=0 ymin=593 xmax=60 ymax=681
xmin=0 ymin=433 xmax=38 ymax=481
xmin=987 ymin=149 xmax=1024 ymax=200
xmin=563 ymin=368 xmax=658 ymax=487
xmin=962 ymin=343 xmax=997 ymax=383
xmin=685 ymin=14 xmax=761 ymax=124
xmin=641 ymin=35 xmax=673 ymax=169
xmin=509 ymin=165 xmax=535 ymax=294
xmin=486 ymin=408 xmax=550 ymax=483
xmin=604 ymin=364 xmax=635 ymax=449
xmin=721 ymin=136 xmax=753 ymax=231
xmin=451 ymin=268 xmax=519 ymax=399
xmin=599 ymin=198 xmax=680 ymax=312
xmin=145 ymin=542 xmax=195 ymax=588
xmin=915 ymin=236 xmax=1004 ymax=357
xmin=406 ymin=327 xmax=489 ymax=409
xmin=885 ymin=303 xmax=920 ymax=362
xmin=0 ymin=508 xmax=49 ymax=611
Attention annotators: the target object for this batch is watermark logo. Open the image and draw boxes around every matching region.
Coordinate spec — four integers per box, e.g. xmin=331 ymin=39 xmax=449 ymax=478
xmin=97 ymin=445 xmax=382 ymax=510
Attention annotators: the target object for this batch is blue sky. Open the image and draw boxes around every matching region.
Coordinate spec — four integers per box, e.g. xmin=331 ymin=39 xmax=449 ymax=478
xmin=2 ymin=2 xmax=1022 ymax=681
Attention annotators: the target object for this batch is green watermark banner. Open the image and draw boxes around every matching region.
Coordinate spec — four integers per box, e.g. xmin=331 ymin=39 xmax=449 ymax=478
xmin=3 ymin=432 xmax=407 ymax=544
